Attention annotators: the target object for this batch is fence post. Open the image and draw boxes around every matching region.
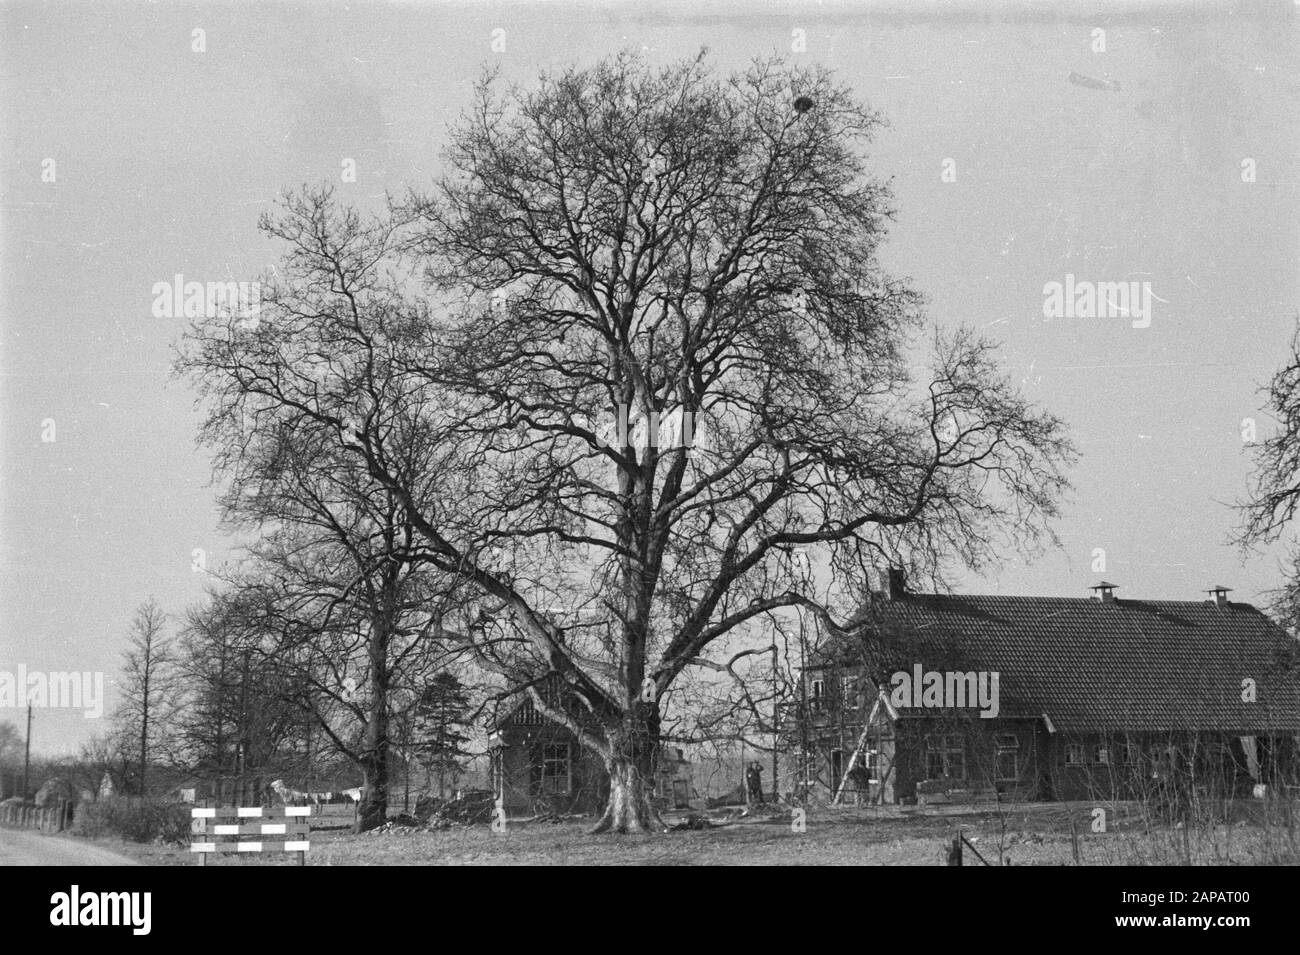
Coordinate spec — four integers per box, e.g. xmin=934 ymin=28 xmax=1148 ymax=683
xmin=947 ymin=833 xmax=962 ymax=866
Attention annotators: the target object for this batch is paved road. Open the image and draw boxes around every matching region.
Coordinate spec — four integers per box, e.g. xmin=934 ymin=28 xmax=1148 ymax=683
xmin=0 ymin=828 xmax=138 ymax=866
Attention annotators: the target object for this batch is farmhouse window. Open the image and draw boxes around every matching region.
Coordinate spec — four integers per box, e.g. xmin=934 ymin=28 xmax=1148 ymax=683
xmin=1093 ymin=744 xmax=1111 ymax=765
xmin=841 ymin=675 xmax=859 ymax=710
xmin=541 ymin=743 xmax=571 ymax=795
xmin=1121 ymin=743 xmax=1140 ymax=766
xmin=924 ymin=735 xmax=966 ymax=780
xmin=1065 ymin=743 xmax=1084 ymax=766
xmin=810 ymin=679 xmax=825 ymax=713
xmin=995 ymin=734 xmax=1019 ymax=780
xmin=489 ymin=749 xmax=504 ymax=799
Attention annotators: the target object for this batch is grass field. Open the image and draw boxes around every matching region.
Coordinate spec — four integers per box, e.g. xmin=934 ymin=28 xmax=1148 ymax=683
xmin=88 ymin=800 xmax=1300 ymax=866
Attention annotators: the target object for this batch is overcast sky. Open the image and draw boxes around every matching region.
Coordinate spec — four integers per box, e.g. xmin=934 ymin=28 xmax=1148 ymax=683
xmin=3 ymin=0 xmax=1298 ymax=753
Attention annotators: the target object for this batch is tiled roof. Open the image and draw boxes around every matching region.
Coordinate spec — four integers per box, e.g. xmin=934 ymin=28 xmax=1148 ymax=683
xmin=811 ymin=593 xmax=1300 ymax=734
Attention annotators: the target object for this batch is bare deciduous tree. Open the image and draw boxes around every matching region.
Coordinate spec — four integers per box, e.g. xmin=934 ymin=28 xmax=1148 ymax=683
xmin=1238 ymin=320 xmax=1300 ymax=630
xmin=180 ymin=53 xmax=1074 ymax=833
xmin=114 ymin=598 xmax=176 ymax=794
xmin=1241 ymin=323 xmax=1300 ymax=545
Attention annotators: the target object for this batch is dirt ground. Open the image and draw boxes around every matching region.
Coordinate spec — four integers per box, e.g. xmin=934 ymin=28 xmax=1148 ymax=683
xmin=0 ymin=827 xmax=140 ymax=866
xmin=76 ymin=800 xmax=1300 ymax=866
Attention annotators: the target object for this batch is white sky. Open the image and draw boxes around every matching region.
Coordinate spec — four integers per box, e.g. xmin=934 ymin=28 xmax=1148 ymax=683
xmin=3 ymin=0 xmax=1298 ymax=753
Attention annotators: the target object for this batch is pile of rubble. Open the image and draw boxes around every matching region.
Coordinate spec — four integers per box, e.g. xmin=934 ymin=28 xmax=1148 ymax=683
xmin=525 ymin=810 xmax=588 ymax=824
xmin=670 ymin=812 xmax=717 ymax=831
xmin=360 ymin=790 xmax=500 ymax=834
xmin=424 ymin=789 xmax=496 ymax=826
xmin=367 ymin=818 xmax=426 ymax=836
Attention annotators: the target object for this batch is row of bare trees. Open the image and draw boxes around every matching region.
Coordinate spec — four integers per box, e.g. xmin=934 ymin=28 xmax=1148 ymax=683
xmin=70 ymin=585 xmax=472 ymax=830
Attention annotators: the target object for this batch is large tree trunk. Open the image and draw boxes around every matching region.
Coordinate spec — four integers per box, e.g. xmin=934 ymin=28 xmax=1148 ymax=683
xmin=356 ymin=744 xmax=388 ymax=832
xmin=591 ymin=714 xmax=667 ymax=834
xmin=354 ymin=618 xmax=391 ymax=833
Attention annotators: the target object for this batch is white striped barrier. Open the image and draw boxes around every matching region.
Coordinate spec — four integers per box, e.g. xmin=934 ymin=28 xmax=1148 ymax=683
xmin=191 ymin=806 xmax=311 ymax=865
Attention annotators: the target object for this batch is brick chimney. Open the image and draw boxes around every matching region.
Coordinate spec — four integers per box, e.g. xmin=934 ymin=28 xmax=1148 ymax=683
xmin=1090 ymin=580 xmax=1118 ymax=603
xmin=1206 ymin=585 xmax=1233 ymax=608
xmin=886 ymin=566 xmax=906 ymax=600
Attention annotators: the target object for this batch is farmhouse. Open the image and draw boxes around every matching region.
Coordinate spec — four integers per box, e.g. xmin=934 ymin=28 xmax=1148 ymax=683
xmin=796 ymin=573 xmax=1300 ymax=805
xmin=487 ymin=679 xmax=694 ymax=816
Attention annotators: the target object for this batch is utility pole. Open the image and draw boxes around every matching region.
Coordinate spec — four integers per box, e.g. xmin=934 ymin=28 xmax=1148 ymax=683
xmin=22 ymin=705 xmax=32 ymax=800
